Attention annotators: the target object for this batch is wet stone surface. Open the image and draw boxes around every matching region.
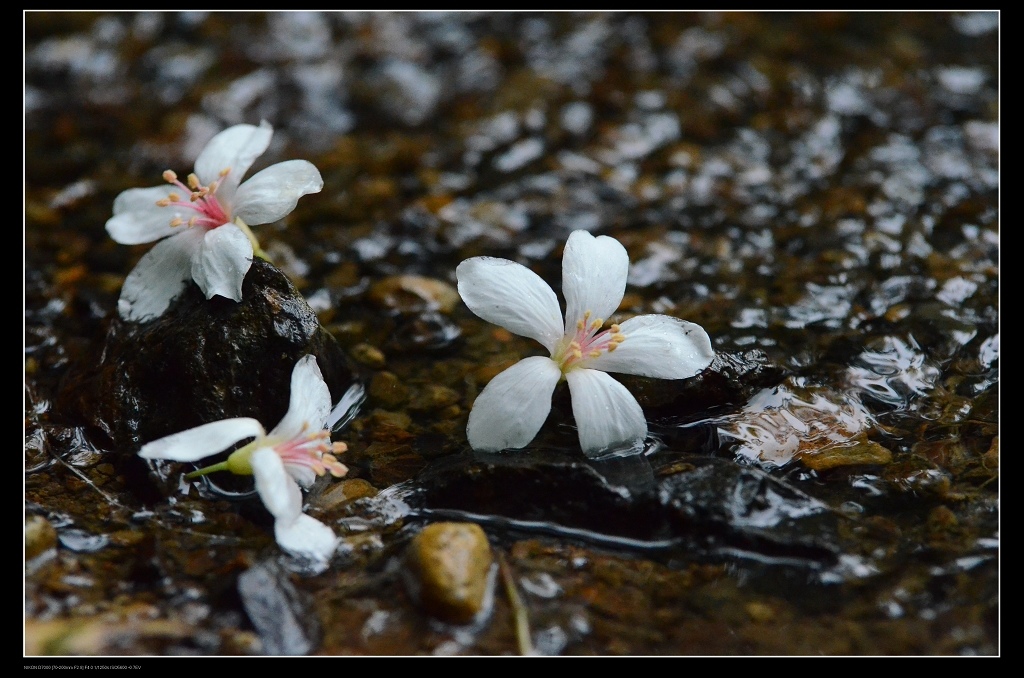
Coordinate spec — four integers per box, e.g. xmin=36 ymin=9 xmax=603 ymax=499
xmin=26 ymin=12 xmax=997 ymax=655
xmin=403 ymin=522 xmax=495 ymax=625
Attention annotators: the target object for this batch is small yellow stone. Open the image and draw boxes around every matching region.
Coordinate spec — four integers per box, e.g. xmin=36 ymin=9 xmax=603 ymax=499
xmin=405 ymin=522 xmax=494 ymax=624
xmin=351 ymin=343 xmax=387 ymax=369
xmin=746 ymin=601 xmax=775 ymax=623
xmin=25 ymin=515 xmax=58 ymax=560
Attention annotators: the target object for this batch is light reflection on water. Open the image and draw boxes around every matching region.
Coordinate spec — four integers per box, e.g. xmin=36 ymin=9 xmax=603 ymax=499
xmin=845 ymin=335 xmax=941 ymax=408
xmin=713 ymin=333 xmax=963 ymax=470
xmin=715 ymin=377 xmax=876 ymax=468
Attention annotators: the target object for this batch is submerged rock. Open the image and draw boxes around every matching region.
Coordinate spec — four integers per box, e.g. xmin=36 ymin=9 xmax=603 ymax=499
xmin=412 ymin=450 xmax=666 ymax=540
xmin=237 ymin=559 xmax=322 ymax=656
xmin=408 ymin=449 xmax=846 ymax=570
xmin=404 ymin=522 xmax=494 ymax=625
xmin=61 ymin=260 xmax=356 ymax=495
xmin=658 ymin=457 xmax=843 ymax=562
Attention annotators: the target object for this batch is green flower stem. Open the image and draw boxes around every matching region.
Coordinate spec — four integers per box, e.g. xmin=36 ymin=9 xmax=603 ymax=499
xmin=234 ymin=217 xmax=271 ymax=261
xmin=183 ymin=440 xmax=259 ymax=480
xmin=184 ymin=461 xmax=230 ymax=480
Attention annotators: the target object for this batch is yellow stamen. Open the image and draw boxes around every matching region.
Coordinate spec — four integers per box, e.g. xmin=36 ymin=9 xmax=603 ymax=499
xmin=162 ymin=170 xmax=177 ymax=183
xmin=168 ymin=192 xmax=180 ymax=203
xmin=170 ymin=217 xmax=184 ymax=227
xmin=589 ymin=350 xmax=601 ymax=358
xmin=187 ymin=173 xmax=201 ymax=189
xmin=156 ymin=198 xmax=172 ymax=207
xmin=219 ymin=167 xmax=231 ymax=177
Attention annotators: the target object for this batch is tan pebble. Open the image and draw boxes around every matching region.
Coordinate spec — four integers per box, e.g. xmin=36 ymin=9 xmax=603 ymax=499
xmin=799 ymin=440 xmax=892 ymax=471
xmin=370 ymin=275 xmax=461 ymax=314
xmin=25 ymin=515 xmax=58 ymax=560
xmin=317 ymin=478 xmax=380 ymax=509
xmin=405 ymin=523 xmax=494 ymax=624
xmin=409 ymin=384 xmax=460 ymax=412
xmin=369 ymin=371 xmax=409 ymax=408
xmin=746 ymin=601 xmax=775 ymax=623
xmin=368 ymin=409 xmax=412 ymax=431
xmin=351 ymin=343 xmax=387 ymax=369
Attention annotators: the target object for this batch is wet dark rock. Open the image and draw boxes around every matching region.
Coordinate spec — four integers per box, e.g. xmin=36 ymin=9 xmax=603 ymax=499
xmin=60 ymin=260 xmax=356 ymax=493
xmin=621 ymin=349 xmax=788 ymax=418
xmin=237 ymin=559 xmax=321 ymax=656
xmin=658 ymin=457 xmax=843 ymax=562
xmin=408 ymin=450 xmax=845 ymax=567
xmin=411 ymin=450 xmax=666 ymax=540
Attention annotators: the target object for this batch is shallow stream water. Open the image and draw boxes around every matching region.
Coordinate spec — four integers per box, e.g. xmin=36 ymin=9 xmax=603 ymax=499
xmin=25 ymin=11 xmax=998 ymax=656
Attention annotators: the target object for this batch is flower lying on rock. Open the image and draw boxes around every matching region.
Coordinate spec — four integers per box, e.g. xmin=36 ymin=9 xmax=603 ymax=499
xmin=456 ymin=230 xmax=714 ymax=457
xmin=138 ymin=355 xmax=347 ymax=562
xmin=106 ymin=121 xmax=323 ymax=322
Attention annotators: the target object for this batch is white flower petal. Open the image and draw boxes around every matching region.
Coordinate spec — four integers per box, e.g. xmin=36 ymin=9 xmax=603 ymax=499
xmin=284 ymin=464 xmax=317 ymax=490
xmin=118 ymin=227 xmax=205 ymax=322
xmin=565 ymin=368 xmax=647 ymax=456
xmin=106 ymin=186 xmax=179 ymax=244
xmin=251 ymin=447 xmax=303 ymax=523
xmin=106 ymin=211 xmax=178 ymax=246
xmin=587 ymin=315 xmax=715 ymax=379
xmin=274 ymin=513 xmax=338 ymax=562
xmin=233 ymin=160 xmax=324 ymax=225
xmin=271 ymin=355 xmax=332 ymax=440
xmin=456 ymin=257 xmax=564 ymax=353
xmin=138 ymin=417 xmax=265 ymax=462
xmin=191 ymin=224 xmax=253 ymax=302
xmin=112 ymin=185 xmax=175 ymax=215
xmin=466 ymin=356 xmax=562 ymax=451
xmin=562 ymin=230 xmax=629 ymax=333
xmin=194 ymin=121 xmax=273 ymax=200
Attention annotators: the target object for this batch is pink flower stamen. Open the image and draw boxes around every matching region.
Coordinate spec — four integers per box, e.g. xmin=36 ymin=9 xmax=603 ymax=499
xmin=557 ymin=311 xmax=626 ymax=372
xmin=274 ymin=428 xmax=349 ymax=478
xmin=157 ymin=168 xmax=232 ymax=229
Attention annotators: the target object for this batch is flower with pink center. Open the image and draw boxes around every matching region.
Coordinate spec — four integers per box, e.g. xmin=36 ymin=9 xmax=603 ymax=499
xmin=456 ymin=230 xmax=714 ymax=456
xmin=138 ymin=355 xmax=347 ymax=562
xmin=105 ymin=121 xmax=323 ymax=322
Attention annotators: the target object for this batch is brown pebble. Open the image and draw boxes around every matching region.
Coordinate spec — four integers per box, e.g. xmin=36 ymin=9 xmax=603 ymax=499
xmin=405 ymin=522 xmax=494 ymax=624
xmin=25 ymin=515 xmax=58 ymax=560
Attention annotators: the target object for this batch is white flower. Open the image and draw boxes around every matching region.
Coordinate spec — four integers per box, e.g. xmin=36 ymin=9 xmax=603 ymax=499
xmin=138 ymin=355 xmax=348 ymax=562
xmin=106 ymin=121 xmax=323 ymax=322
xmin=456 ymin=230 xmax=714 ymax=457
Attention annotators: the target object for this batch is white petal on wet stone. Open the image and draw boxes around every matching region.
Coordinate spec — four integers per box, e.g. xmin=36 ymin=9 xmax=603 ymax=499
xmin=565 ymin=369 xmax=647 ymax=456
xmin=466 ymin=357 xmax=561 ymax=451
